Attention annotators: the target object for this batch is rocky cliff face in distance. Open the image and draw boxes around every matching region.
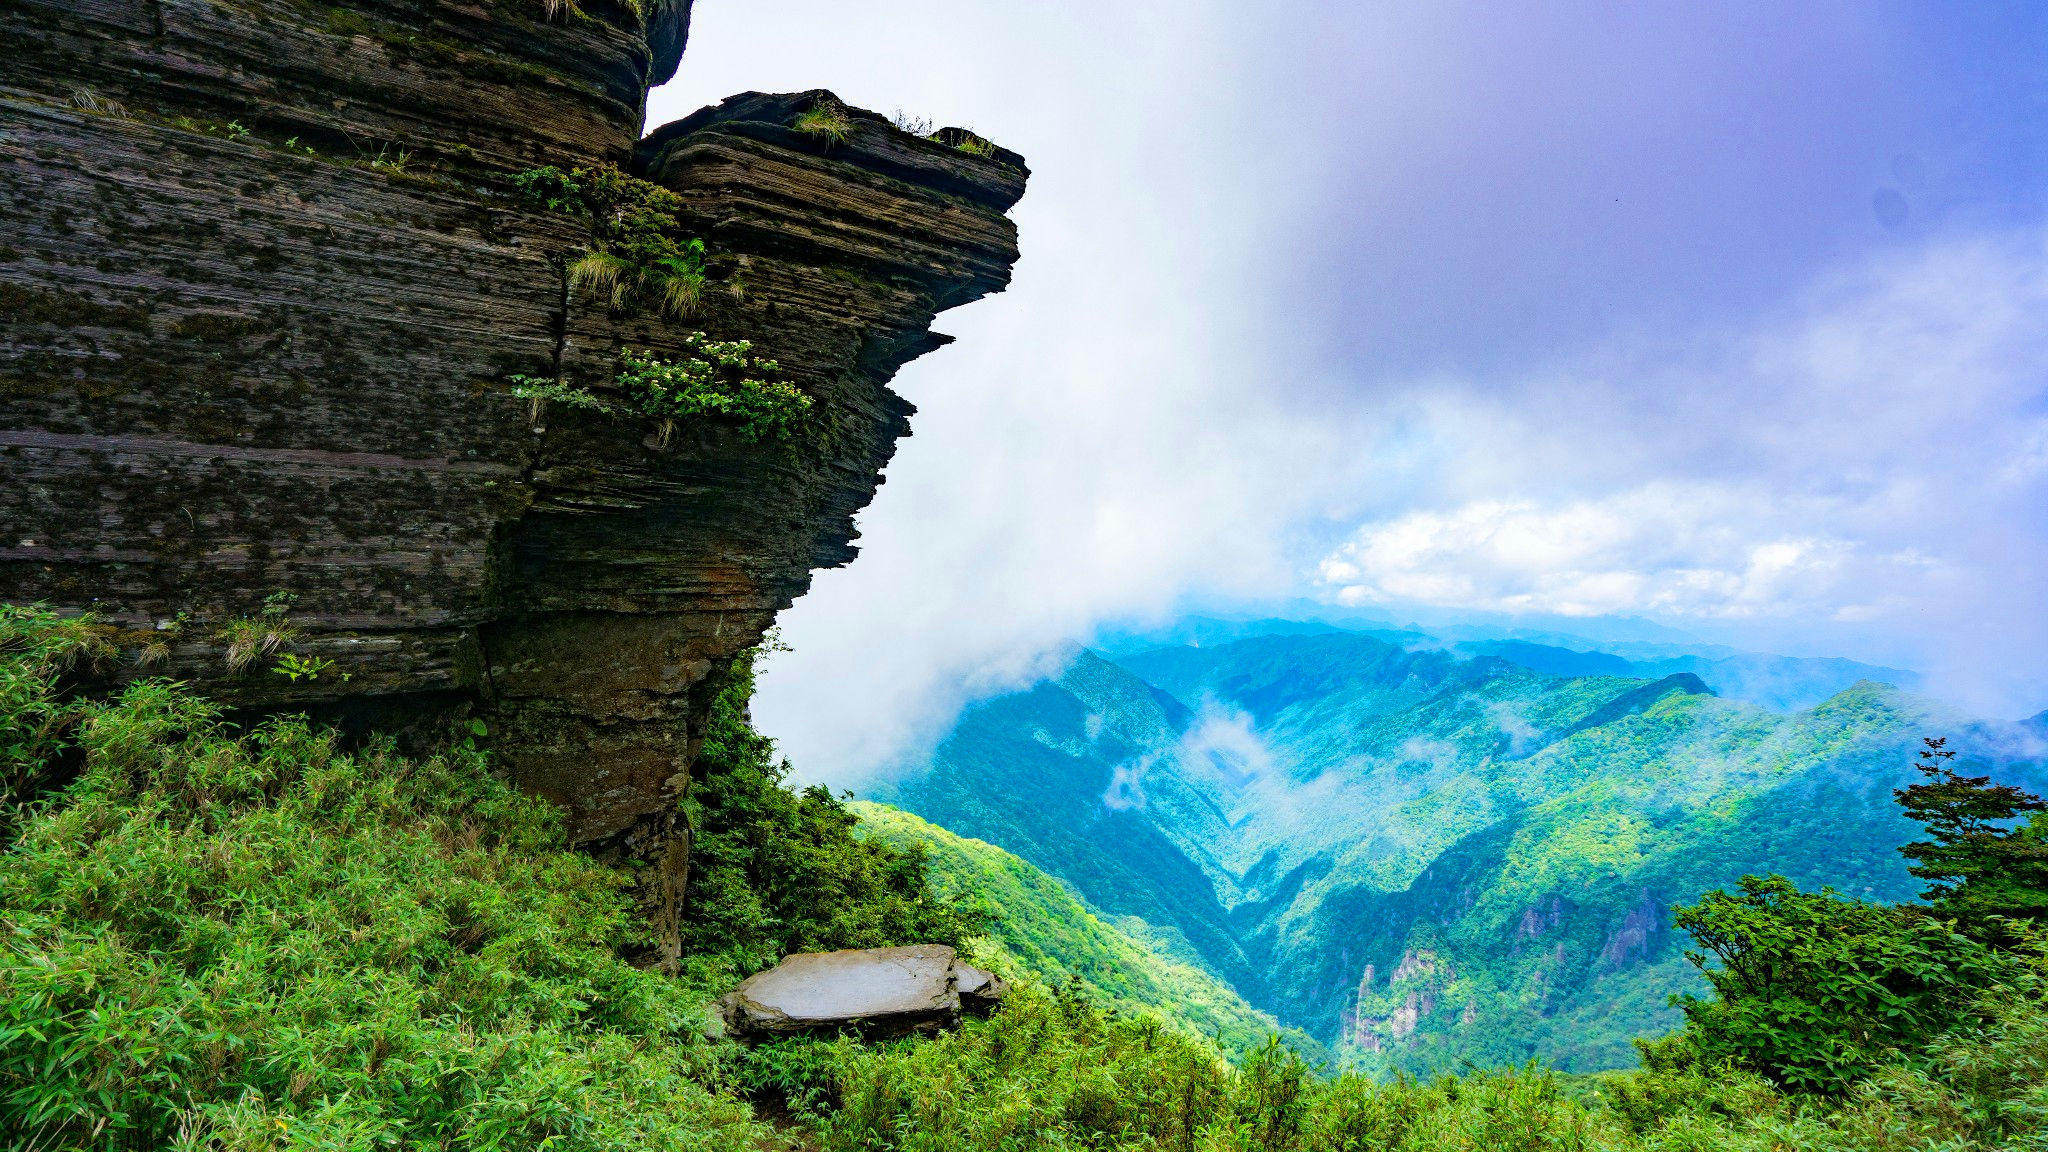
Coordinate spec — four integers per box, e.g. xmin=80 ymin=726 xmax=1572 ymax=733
xmin=0 ymin=0 xmax=1026 ymax=963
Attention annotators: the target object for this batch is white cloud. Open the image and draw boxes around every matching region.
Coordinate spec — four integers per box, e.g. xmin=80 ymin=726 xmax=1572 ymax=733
xmin=1318 ymin=488 xmax=1859 ymax=620
xmin=1308 ymin=226 xmax=2048 ymax=714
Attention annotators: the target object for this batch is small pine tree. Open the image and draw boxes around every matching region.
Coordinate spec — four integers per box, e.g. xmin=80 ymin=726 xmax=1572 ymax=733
xmin=1894 ymin=737 xmax=2048 ymax=932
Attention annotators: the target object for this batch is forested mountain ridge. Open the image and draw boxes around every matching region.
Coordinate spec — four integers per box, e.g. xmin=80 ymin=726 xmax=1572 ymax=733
xmin=1094 ymin=615 xmax=1923 ymax=710
xmin=874 ymin=627 xmax=2048 ymax=1072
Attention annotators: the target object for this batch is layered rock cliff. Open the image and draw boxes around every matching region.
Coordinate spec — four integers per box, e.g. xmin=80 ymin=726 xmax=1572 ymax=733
xmin=0 ymin=0 xmax=1025 ymax=961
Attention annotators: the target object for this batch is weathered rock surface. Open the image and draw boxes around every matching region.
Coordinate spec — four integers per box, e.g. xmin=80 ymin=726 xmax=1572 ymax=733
xmin=0 ymin=0 xmax=1026 ymax=961
xmin=718 ymin=945 xmax=1007 ymax=1039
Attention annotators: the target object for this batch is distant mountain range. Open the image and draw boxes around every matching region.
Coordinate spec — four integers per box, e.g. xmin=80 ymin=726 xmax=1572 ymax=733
xmin=868 ymin=621 xmax=2047 ymax=1073
xmin=1092 ymin=615 xmax=1924 ymax=712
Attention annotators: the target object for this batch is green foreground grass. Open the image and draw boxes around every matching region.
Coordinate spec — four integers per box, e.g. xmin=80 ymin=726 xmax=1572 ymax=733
xmin=2 ymin=605 xmax=2045 ymax=1150
xmin=750 ymin=986 xmax=2048 ymax=1152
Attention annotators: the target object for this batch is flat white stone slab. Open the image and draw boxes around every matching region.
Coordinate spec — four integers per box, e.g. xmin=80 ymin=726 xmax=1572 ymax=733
xmin=719 ymin=944 xmax=1006 ymax=1039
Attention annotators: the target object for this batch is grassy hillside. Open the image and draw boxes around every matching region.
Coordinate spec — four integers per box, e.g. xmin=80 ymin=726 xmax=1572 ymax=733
xmin=849 ymin=801 xmax=1301 ymax=1055
xmin=0 ymin=606 xmax=958 ymax=1146
xmin=0 ymin=608 xmax=770 ymax=1147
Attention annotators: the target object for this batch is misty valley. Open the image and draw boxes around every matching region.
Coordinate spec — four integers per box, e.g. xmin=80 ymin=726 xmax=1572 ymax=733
xmin=868 ymin=618 xmax=2048 ymax=1074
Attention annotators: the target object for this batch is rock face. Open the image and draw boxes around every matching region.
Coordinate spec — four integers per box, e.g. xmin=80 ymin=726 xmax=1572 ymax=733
xmin=0 ymin=0 xmax=1025 ymax=961
xmin=718 ymin=944 xmax=1006 ymax=1039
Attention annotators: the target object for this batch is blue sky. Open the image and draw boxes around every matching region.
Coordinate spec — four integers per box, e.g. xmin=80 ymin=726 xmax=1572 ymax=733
xmin=648 ymin=2 xmax=2048 ymax=780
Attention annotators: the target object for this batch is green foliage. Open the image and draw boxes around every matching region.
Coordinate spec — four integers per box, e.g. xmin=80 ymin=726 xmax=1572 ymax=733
xmin=358 ymin=140 xmax=412 ymax=174
xmin=781 ymin=987 xmax=1236 ymax=1151
xmin=505 ymin=337 xmax=809 ymax=444
xmin=1896 ymin=736 xmax=2048 ymax=931
xmin=615 ymin=337 xmax=810 ymax=444
xmin=0 ymin=613 xmax=765 ymax=1149
xmin=511 ymin=164 xmax=582 ymax=212
xmin=514 ymin=163 xmax=708 ymax=319
xmin=794 ymin=100 xmax=856 ymax=146
xmin=1669 ymin=874 xmax=2024 ymax=1092
xmin=507 ymin=373 xmax=614 ymax=424
xmin=0 ymin=605 xmax=113 ymax=842
xmin=737 ymin=983 xmax=2048 ymax=1150
xmin=168 ymin=115 xmax=253 ymax=141
xmin=272 ymin=653 xmax=341 ymax=683
xmin=677 ymin=646 xmax=978 ymax=980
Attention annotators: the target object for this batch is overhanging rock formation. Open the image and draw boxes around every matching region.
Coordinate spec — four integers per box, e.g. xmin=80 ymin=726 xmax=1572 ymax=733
xmin=0 ymin=0 xmax=1026 ymax=958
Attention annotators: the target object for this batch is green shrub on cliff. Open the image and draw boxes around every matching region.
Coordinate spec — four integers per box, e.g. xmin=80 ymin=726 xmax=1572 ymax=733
xmin=793 ymin=100 xmax=856 ymax=146
xmin=615 ymin=338 xmax=811 ymax=445
xmin=506 ymin=335 xmax=811 ymax=444
xmin=514 ymin=163 xmax=708 ymax=320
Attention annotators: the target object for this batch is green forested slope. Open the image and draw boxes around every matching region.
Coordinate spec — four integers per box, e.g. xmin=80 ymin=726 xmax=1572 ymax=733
xmin=869 ymin=652 xmax=1268 ymax=999
xmin=0 ymin=609 xmax=769 ymax=1147
xmin=848 ymin=801 xmax=1300 ymax=1053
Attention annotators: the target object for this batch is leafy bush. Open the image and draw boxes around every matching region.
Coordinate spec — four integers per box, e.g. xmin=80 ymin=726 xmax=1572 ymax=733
xmin=511 ymin=164 xmax=583 ymax=213
xmin=1668 ymin=874 xmax=2024 ymax=1092
xmin=0 ymin=613 xmax=765 ymax=1149
xmin=752 ymin=987 xmax=1600 ymax=1152
xmin=615 ymin=337 xmax=810 ymax=444
xmin=799 ymin=986 xmax=1233 ymax=1151
xmin=739 ymin=982 xmax=2048 ymax=1151
xmin=505 ymin=335 xmax=811 ymax=443
xmin=677 ymin=646 xmax=978 ymax=979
